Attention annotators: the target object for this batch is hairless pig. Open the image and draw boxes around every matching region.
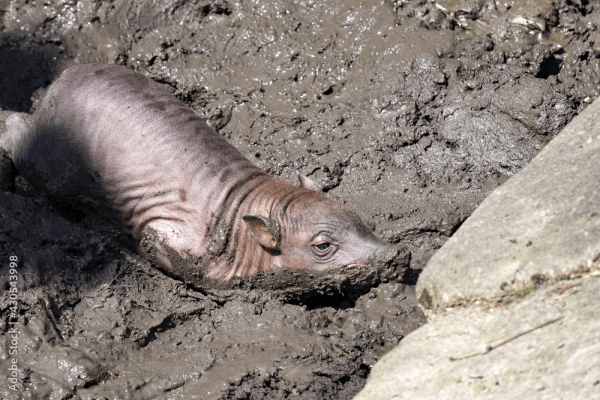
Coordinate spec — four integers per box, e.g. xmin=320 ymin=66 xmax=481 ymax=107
xmin=2 ymin=63 xmax=385 ymax=281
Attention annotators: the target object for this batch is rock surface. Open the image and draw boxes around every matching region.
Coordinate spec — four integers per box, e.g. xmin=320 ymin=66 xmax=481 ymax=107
xmin=355 ymin=95 xmax=600 ymax=399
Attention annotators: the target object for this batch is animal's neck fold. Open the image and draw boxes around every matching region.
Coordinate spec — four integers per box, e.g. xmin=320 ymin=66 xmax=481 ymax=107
xmin=212 ymin=178 xmax=306 ymax=281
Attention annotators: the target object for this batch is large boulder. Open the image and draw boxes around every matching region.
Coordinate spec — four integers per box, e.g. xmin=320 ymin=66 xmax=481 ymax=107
xmin=355 ymin=97 xmax=600 ymax=399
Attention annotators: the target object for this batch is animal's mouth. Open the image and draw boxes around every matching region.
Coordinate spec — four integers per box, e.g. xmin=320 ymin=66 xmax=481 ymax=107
xmin=313 ymin=260 xmax=369 ymax=271
xmin=344 ymin=263 xmax=368 ymax=270
xmin=311 ymin=263 xmax=335 ymax=271
xmin=348 ymin=258 xmax=372 ymax=267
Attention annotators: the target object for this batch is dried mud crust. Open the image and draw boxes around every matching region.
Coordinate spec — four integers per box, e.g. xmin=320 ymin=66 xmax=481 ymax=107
xmin=0 ymin=0 xmax=599 ymax=398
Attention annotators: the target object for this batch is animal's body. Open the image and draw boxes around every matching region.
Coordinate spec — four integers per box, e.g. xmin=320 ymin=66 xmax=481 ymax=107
xmin=3 ymin=63 xmax=384 ymax=281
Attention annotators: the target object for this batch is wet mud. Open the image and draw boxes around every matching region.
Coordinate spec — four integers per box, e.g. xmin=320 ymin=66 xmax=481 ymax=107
xmin=0 ymin=0 xmax=599 ymax=398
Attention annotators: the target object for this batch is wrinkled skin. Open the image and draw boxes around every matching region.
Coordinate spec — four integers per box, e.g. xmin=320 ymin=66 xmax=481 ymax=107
xmin=274 ymin=193 xmax=384 ymax=271
xmin=3 ymin=63 xmax=385 ymax=281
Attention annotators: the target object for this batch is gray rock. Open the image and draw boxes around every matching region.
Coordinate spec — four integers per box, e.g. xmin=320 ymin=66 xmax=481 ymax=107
xmin=355 ymin=98 xmax=600 ymax=399
xmin=419 ymin=96 xmax=600 ymax=318
xmin=355 ymin=273 xmax=600 ymax=399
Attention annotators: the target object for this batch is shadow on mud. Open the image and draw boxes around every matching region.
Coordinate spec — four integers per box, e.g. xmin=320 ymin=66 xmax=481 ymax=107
xmin=536 ymin=52 xmax=564 ymax=80
xmin=0 ymin=36 xmax=64 ymax=112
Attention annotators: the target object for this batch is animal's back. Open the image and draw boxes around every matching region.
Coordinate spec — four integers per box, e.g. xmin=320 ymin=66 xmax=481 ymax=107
xmin=12 ymin=63 xmax=263 ymax=236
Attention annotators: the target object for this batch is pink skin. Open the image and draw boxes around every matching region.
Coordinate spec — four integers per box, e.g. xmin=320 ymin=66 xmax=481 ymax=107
xmin=145 ymin=177 xmax=385 ymax=281
xmin=8 ymin=63 xmax=385 ymax=282
xmin=273 ymin=194 xmax=384 ymax=271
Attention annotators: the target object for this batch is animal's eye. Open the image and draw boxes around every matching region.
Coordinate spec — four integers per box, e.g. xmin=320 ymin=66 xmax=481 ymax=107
xmin=314 ymin=242 xmax=331 ymax=251
xmin=311 ymin=235 xmax=336 ymax=259
xmin=312 ymin=241 xmax=335 ymax=258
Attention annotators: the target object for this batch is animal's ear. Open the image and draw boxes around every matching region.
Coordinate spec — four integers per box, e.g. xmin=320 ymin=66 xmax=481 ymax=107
xmin=242 ymin=214 xmax=281 ymax=250
xmin=298 ymin=174 xmax=321 ymax=191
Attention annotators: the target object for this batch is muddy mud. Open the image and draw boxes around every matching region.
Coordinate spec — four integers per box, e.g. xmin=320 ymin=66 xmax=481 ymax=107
xmin=0 ymin=0 xmax=598 ymax=398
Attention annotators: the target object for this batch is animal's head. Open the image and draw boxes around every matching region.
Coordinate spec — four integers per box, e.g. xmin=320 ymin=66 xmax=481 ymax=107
xmin=242 ymin=175 xmax=385 ymax=272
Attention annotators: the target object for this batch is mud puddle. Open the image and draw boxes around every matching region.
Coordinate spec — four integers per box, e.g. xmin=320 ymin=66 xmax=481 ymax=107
xmin=1 ymin=0 xmax=599 ymax=398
